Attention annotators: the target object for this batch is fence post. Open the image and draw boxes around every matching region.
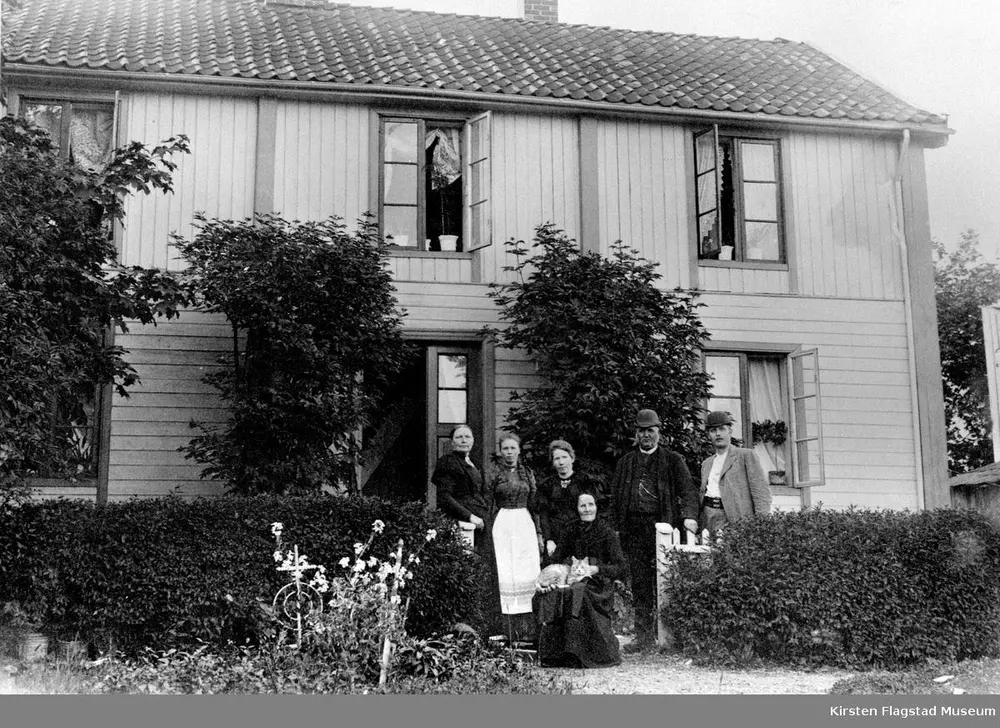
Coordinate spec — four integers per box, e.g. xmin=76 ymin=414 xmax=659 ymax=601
xmin=656 ymin=523 xmax=712 ymax=650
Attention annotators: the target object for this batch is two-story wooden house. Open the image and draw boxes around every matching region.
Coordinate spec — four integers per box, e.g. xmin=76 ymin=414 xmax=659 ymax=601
xmin=1 ymin=0 xmax=952 ymax=512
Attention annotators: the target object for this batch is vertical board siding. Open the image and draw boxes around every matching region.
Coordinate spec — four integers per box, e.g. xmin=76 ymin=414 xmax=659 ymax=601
xmin=592 ymin=119 xmax=689 ymax=289
xmin=108 ymin=312 xmax=232 ymax=499
xmin=702 ymin=293 xmax=918 ymax=510
xmin=387 ymin=255 xmax=472 ymax=283
xmin=487 ymin=112 xmax=580 ymax=283
xmin=120 ymin=94 xmax=257 ymax=271
xmin=786 ymin=132 xmax=903 ymax=300
xmin=273 ymin=101 xmax=369 ymax=223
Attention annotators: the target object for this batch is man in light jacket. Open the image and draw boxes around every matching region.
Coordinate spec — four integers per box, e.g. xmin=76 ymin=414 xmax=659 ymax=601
xmin=700 ymin=411 xmax=772 ymax=538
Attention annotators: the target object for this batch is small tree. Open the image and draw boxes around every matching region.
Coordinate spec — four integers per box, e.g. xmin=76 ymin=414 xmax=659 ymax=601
xmin=934 ymin=230 xmax=1000 ymax=474
xmin=0 ymin=116 xmax=190 ymax=499
xmin=173 ymin=214 xmax=410 ymax=495
xmin=488 ymin=224 xmax=712 ymax=482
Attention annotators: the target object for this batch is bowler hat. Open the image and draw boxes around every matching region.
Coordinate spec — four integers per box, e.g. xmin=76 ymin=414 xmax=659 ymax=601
xmin=635 ymin=409 xmax=662 ymax=428
xmin=706 ymin=411 xmax=734 ymax=428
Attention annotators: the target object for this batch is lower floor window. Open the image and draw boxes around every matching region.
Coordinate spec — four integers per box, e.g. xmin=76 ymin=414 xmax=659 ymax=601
xmin=705 ymin=349 xmax=824 ymax=487
xmin=22 ymin=386 xmax=100 ymax=481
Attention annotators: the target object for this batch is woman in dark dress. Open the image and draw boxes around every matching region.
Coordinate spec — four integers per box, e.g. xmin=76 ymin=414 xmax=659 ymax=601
xmin=430 ymin=423 xmax=501 ymax=633
xmin=533 ymin=492 xmax=627 ymax=668
xmin=537 ymin=440 xmax=602 ymax=563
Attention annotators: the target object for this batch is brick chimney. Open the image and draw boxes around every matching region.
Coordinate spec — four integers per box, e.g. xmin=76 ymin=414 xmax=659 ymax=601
xmin=518 ymin=0 xmax=558 ymax=22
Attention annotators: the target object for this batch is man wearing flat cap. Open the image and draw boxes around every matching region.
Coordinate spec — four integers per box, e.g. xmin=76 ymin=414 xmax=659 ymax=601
xmin=611 ymin=408 xmax=699 ymax=652
xmin=701 ymin=411 xmax=772 ymax=539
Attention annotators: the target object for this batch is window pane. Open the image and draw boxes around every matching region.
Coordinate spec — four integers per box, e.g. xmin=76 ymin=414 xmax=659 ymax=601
xmin=69 ymin=106 xmax=114 ymax=170
xmin=469 ymin=118 xmax=488 ymax=161
xmin=695 ymin=131 xmax=716 ymax=174
xmin=741 ymin=142 xmax=776 ymax=181
xmin=23 ymin=102 xmax=63 ymax=144
xmin=748 ymin=357 xmax=786 ymax=473
xmin=471 ymin=203 xmax=485 ymax=248
xmin=796 ymin=439 xmax=821 ymax=483
xmin=438 ymin=355 xmax=467 ymax=388
xmin=470 ymin=159 xmax=486 ymax=203
xmin=697 ymin=171 xmax=717 ymax=216
xmin=384 ymin=163 xmax=417 ymax=204
xmin=745 ymin=222 xmax=780 ymax=260
xmin=427 ymin=126 xmax=462 ymax=190
xmin=383 ymin=206 xmax=418 ymax=247
xmin=706 ymin=356 xmax=741 ymax=397
xmin=708 ymin=397 xmax=743 ymax=441
xmin=794 ymin=396 xmax=818 ymax=440
xmin=438 ymin=390 xmax=467 ymax=424
xmin=743 ymin=182 xmax=777 ymax=221
xmin=384 ymin=122 xmax=418 ymax=162
xmin=698 ymin=212 xmax=719 ymax=256
xmin=438 ymin=436 xmax=453 ymax=459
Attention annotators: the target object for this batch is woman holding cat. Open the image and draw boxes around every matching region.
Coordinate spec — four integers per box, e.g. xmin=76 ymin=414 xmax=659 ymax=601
xmin=431 ymin=424 xmax=502 ymax=633
xmin=489 ymin=433 xmax=542 ymax=642
xmin=537 ymin=440 xmax=603 ymax=563
xmin=533 ymin=491 xmax=626 ymax=668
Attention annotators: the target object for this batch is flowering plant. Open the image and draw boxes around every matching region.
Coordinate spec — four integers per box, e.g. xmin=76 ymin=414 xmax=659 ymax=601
xmin=267 ymin=519 xmax=438 ymax=687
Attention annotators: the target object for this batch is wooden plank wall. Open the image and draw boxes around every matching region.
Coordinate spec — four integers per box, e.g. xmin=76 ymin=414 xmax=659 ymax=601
xmin=272 ymin=100 xmax=369 ymax=224
xmin=108 ymin=313 xmax=231 ymax=499
xmin=702 ymin=293 xmax=918 ymax=510
xmin=486 ymin=112 xmax=581 ymax=283
xmin=592 ymin=119 xmax=689 ymax=289
xmin=120 ymin=93 xmax=257 ymax=271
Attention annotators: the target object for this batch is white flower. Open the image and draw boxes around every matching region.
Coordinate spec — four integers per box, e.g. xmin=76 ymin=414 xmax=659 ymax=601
xmin=270 ymin=522 xmax=284 ymax=537
xmin=273 ymin=551 xmax=282 ymax=563
xmin=372 ymin=519 xmax=385 ymax=534
xmin=338 ymin=557 xmax=350 ymax=568
xmin=425 ymin=529 xmax=437 ymax=542
xmin=353 ymin=542 xmax=365 ymax=555
xmin=367 ymin=557 xmax=379 ymax=568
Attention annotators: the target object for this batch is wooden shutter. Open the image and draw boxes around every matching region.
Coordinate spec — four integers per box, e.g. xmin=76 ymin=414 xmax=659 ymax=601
xmin=789 ymin=348 xmax=825 ymax=487
xmin=464 ymin=112 xmax=491 ymax=252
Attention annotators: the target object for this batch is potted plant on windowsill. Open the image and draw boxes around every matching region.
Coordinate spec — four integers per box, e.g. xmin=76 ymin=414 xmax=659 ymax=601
xmin=1 ymin=601 xmax=49 ymax=662
xmin=751 ymin=419 xmax=788 ymax=486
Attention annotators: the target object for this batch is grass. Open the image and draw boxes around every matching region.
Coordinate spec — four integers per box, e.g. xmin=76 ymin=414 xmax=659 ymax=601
xmin=829 ymin=658 xmax=1000 ymax=695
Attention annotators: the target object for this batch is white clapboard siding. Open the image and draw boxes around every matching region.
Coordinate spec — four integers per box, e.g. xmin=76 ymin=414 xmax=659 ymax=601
xmin=272 ymin=100 xmax=369 ymax=224
xmin=108 ymin=311 xmax=232 ymax=499
xmin=702 ymin=293 xmax=918 ymax=509
xmin=392 ymin=281 xmax=499 ymax=331
xmin=120 ymin=93 xmax=257 ymax=271
xmin=785 ymin=132 xmax=903 ymax=300
xmin=388 ymin=254 xmax=473 ymax=283
xmin=591 ymin=118 xmax=689 ymax=289
xmin=487 ymin=112 xmax=581 ymax=284
xmin=698 ymin=266 xmax=791 ymax=295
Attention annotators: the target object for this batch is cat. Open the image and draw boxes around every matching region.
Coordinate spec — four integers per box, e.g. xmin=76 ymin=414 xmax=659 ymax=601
xmin=535 ymin=557 xmax=591 ymax=591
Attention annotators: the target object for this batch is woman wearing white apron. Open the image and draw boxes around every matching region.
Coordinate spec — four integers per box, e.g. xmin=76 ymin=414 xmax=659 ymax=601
xmin=489 ymin=433 xmax=542 ymax=645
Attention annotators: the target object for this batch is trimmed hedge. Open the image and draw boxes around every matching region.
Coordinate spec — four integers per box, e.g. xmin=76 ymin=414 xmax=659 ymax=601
xmin=663 ymin=508 xmax=1000 ymax=669
xmin=0 ymin=495 xmax=482 ymax=655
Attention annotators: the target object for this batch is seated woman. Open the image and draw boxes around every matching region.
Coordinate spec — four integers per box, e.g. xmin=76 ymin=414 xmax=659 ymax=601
xmin=532 ymin=492 xmax=627 ymax=668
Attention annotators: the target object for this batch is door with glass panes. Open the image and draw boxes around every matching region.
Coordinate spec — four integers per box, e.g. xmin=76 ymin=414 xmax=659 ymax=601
xmin=425 ymin=345 xmax=482 ymax=509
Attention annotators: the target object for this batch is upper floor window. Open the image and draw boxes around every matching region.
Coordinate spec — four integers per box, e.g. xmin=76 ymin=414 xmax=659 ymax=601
xmin=378 ymin=112 xmax=490 ymax=253
xmin=705 ymin=348 xmax=824 ymax=487
xmin=21 ymin=99 xmax=115 ymax=171
xmin=695 ymin=126 xmax=785 ymax=264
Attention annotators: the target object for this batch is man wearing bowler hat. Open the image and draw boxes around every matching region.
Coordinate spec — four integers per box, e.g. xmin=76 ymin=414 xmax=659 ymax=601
xmin=611 ymin=408 xmax=700 ymax=652
xmin=701 ymin=411 xmax=772 ymax=539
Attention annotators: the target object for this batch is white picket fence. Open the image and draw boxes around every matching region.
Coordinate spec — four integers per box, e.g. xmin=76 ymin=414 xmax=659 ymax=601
xmin=655 ymin=523 xmax=712 ymax=649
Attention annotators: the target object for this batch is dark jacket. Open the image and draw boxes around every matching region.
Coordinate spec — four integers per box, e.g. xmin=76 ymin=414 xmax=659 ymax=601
xmin=611 ymin=447 xmax=699 ymax=530
xmin=537 ymin=470 xmax=602 ymax=546
xmin=431 ymin=451 xmax=489 ymax=523
xmin=553 ymin=518 xmax=628 ymax=587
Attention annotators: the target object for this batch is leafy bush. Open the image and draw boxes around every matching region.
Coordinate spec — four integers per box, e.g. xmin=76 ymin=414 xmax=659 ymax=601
xmin=172 ymin=214 xmax=410 ymax=495
xmin=0 ymin=116 xmax=190 ymax=490
xmin=487 ymin=224 xmax=711 ymax=481
xmin=663 ymin=508 xmax=1000 ymax=669
xmin=0 ymin=495 xmax=482 ymax=655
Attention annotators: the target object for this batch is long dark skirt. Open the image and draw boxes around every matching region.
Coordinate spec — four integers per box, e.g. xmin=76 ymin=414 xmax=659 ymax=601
xmin=533 ymin=579 xmax=621 ymax=668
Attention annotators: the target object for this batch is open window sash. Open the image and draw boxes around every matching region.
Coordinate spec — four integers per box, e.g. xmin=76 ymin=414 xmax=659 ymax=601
xmin=789 ymin=348 xmax=825 ymax=487
xmin=464 ymin=111 xmax=491 ymax=253
xmin=694 ymin=125 xmax=722 ymax=258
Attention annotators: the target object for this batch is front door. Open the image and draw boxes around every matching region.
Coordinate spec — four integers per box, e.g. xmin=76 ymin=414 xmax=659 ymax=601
xmin=361 ymin=341 xmax=483 ymax=507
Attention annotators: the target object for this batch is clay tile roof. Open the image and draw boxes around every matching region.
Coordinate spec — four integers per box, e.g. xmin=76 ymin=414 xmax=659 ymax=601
xmin=2 ymin=0 xmax=948 ymax=129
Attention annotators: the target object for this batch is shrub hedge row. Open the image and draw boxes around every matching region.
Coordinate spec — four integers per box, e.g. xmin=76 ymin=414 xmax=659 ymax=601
xmin=663 ymin=508 xmax=1000 ymax=669
xmin=0 ymin=495 xmax=482 ymax=655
